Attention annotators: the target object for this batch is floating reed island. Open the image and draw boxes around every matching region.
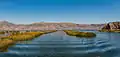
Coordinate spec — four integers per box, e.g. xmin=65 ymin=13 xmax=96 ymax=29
xmin=0 ymin=30 xmax=57 ymax=52
xmin=64 ymin=30 xmax=96 ymax=38
xmin=99 ymin=29 xmax=120 ymax=33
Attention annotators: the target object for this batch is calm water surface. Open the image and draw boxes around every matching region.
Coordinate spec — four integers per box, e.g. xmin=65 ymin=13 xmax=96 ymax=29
xmin=0 ymin=31 xmax=120 ymax=57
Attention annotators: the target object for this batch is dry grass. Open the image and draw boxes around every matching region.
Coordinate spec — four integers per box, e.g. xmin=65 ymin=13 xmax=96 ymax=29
xmin=0 ymin=39 xmax=15 ymax=52
xmin=99 ymin=29 xmax=120 ymax=33
xmin=0 ymin=31 xmax=5 ymax=34
xmin=64 ymin=30 xmax=96 ymax=38
xmin=0 ymin=30 xmax=57 ymax=52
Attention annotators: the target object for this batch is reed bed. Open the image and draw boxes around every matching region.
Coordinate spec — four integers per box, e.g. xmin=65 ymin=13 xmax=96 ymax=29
xmin=64 ymin=30 xmax=96 ymax=38
xmin=0 ymin=31 xmax=5 ymax=34
xmin=99 ymin=29 xmax=120 ymax=33
xmin=0 ymin=30 xmax=57 ymax=52
xmin=0 ymin=39 xmax=15 ymax=52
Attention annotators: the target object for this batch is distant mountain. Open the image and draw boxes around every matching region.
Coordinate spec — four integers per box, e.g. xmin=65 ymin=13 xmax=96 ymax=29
xmin=0 ymin=21 xmax=15 ymax=26
xmin=0 ymin=21 xmax=16 ymax=30
xmin=76 ymin=24 xmax=104 ymax=30
xmin=31 ymin=22 xmax=78 ymax=30
xmin=0 ymin=21 xmax=105 ymax=30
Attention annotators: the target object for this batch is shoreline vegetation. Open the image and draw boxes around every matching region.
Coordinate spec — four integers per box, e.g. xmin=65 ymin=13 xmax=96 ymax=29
xmin=64 ymin=30 xmax=96 ymax=38
xmin=0 ymin=30 xmax=57 ymax=52
xmin=99 ymin=29 xmax=120 ymax=33
xmin=0 ymin=31 xmax=5 ymax=34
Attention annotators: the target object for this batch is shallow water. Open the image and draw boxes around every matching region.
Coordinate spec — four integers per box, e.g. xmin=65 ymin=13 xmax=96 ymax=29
xmin=0 ymin=31 xmax=120 ymax=57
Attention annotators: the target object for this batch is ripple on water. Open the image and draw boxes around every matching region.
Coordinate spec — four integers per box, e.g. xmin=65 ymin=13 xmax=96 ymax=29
xmin=0 ymin=31 xmax=119 ymax=57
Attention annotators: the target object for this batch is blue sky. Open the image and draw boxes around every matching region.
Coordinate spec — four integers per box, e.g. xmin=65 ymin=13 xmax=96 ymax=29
xmin=0 ymin=0 xmax=119 ymax=24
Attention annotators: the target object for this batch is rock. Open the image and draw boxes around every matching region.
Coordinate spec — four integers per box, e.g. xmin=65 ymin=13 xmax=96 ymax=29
xmin=100 ymin=22 xmax=120 ymax=32
xmin=102 ymin=22 xmax=120 ymax=30
xmin=102 ymin=24 xmax=111 ymax=30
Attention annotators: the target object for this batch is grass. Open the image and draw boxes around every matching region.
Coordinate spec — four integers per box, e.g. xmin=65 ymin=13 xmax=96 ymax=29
xmin=4 ymin=32 xmax=44 ymax=41
xmin=0 ymin=30 xmax=57 ymax=52
xmin=0 ymin=31 xmax=5 ymax=34
xmin=0 ymin=39 xmax=15 ymax=52
xmin=64 ymin=30 xmax=96 ymax=38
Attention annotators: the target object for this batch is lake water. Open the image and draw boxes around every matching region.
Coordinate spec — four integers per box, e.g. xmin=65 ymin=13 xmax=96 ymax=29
xmin=0 ymin=31 xmax=120 ymax=57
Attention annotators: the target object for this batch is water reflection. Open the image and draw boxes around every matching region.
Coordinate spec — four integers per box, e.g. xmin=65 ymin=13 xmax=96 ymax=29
xmin=0 ymin=31 xmax=119 ymax=57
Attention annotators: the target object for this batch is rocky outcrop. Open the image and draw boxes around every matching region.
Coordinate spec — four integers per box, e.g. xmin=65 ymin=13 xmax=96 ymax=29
xmin=102 ymin=22 xmax=120 ymax=30
xmin=100 ymin=22 xmax=120 ymax=32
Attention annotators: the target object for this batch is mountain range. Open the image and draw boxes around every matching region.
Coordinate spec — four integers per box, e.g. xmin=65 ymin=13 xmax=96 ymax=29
xmin=0 ymin=21 xmax=104 ymax=31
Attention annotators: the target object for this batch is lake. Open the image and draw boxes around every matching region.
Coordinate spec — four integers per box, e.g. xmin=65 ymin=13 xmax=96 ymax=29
xmin=0 ymin=31 xmax=120 ymax=57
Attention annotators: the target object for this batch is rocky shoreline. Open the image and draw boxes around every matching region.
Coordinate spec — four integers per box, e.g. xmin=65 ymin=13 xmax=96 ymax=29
xmin=99 ymin=22 xmax=120 ymax=32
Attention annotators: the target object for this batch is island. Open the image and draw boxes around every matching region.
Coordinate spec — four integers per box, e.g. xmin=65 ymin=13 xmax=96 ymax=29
xmin=64 ymin=30 xmax=96 ymax=38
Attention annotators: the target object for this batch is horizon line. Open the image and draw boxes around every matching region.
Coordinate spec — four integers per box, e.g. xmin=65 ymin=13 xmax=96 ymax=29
xmin=0 ymin=20 xmax=119 ymax=24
